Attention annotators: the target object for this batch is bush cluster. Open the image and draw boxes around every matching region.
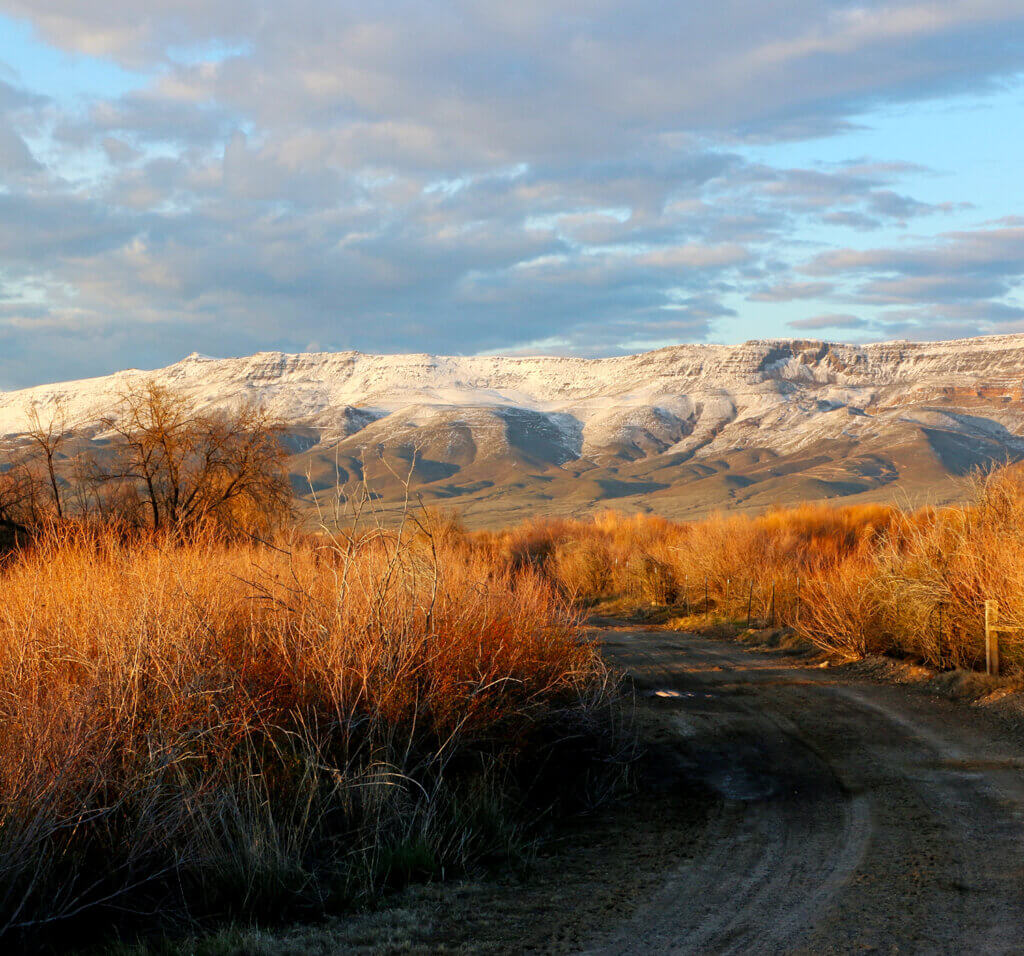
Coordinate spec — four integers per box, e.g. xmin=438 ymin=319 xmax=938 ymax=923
xmin=480 ymin=465 xmax=1024 ymax=673
xmin=0 ymin=521 xmax=622 ymax=947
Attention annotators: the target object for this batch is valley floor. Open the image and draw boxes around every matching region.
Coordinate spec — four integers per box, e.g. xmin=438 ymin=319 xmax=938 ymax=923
xmin=162 ymin=625 xmax=1024 ymax=954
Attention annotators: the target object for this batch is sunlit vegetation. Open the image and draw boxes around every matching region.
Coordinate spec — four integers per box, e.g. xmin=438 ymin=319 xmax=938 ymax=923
xmin=0 ymin=391 xmax=627 ymax=947
xmin=477 ymin=464 xmax=1024 ymax=673
xmin=4 ymin=380 xmax=1024 ymax=950
xmin=0 ymin=382 xmax=292 ymax=540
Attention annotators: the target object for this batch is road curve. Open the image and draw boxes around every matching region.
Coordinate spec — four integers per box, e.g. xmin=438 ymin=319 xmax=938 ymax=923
xmin=583 ymin=627 xmax=1024 ymax=956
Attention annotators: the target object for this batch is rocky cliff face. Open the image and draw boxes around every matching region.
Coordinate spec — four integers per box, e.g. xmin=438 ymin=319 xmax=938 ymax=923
xmin=3 ymin=334 xmax=1024 ymax=524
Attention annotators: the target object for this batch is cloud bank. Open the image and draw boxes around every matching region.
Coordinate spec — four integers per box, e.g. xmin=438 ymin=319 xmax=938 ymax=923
xmin=1 ymin=0 xmax=1024 ymax=385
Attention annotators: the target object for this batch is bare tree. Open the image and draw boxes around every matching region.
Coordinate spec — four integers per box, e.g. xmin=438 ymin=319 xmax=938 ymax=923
xmin=0 ymin=439 xmax=52 ymax=540
xmin=0 ymin=383 xmax=293 ymax=545
xmin=0 ymin=465 xmax=33 ymax=537
xmin=24 ymin=400 xmax=70 ymax=519
xmin=98 ymin=381 xmax=292 ymax=533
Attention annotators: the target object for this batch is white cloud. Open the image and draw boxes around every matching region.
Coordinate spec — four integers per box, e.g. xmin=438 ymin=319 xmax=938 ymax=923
xmin=1 ymin=1 xmax=1024 ymax=384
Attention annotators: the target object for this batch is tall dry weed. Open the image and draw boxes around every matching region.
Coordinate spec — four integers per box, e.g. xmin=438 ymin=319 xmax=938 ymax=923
xmin=480 ymin=466 xmax=1024 ymax=674
xmin=0 ymin=521 xmax=623 ymax=946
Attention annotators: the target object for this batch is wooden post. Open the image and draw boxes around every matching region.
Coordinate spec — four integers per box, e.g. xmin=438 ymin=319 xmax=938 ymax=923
xmin=770 ymin=582 xmax=776 ymax=628
xmin=746 ymin=579 xmax=753 ymax=629
xmin=795 ymin=576 xmax=801 ymax=624
xmin=985 ymin=600 xmax=1000 ymax=677
xmin=683 ymin=576 xmax=688 ymax=616
xmin=725 ymin=578 xmax=731 ymax=618
xmin=704 ymin=576 xmax=709 ymax=620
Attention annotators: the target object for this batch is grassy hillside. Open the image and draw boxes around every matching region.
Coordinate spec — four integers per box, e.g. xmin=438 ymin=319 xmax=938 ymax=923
xmin=292 ymin=431 xmax=974 ymax=531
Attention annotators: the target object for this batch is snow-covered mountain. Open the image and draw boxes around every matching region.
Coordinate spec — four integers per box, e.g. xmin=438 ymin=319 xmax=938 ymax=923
xmin=3 ymin=335 xmax=1024 ymax=524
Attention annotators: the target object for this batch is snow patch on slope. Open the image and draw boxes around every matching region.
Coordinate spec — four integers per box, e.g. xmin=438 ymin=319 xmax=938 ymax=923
xmin=3 ymin=334 xmax=1024 ymax=464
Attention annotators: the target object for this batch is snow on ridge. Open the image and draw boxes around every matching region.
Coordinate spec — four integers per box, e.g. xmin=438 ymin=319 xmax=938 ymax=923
xmin=2 ymin=333 xmax=1024 ymax=442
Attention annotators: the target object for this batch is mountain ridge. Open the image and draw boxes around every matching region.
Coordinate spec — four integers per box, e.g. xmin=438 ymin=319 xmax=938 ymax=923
xmin=3 ymin=334 xmax=1024 ymax=525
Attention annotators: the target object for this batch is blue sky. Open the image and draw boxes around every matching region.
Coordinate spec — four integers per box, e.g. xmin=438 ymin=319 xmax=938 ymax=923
xmin=1 ymin=1 xmax=1023 ymax=388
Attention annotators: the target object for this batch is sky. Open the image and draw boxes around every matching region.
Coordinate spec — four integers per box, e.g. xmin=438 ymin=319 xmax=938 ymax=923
xmin=0 ymin=1 xmax=1023 ymax=388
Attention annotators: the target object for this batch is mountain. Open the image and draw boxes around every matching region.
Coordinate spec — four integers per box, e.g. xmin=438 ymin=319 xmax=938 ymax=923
xmin=3 ymin=334 xmax=1024 ymax=526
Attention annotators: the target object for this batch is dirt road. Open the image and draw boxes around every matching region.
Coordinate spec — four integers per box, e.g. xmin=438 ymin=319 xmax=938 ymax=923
xmin=584 ymin=626 xmax=1024 ymax=955
xmin=334 ymin=624 xmax=1024 ymax=954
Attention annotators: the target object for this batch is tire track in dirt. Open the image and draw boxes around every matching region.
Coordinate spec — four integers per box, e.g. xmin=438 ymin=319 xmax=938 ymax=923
xmin=583 ymin=629 xmax=1024 ymax=955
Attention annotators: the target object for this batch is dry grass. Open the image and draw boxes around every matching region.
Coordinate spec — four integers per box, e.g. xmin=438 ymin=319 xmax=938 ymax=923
xmin=479 ymin=464 xmax=1024 ymax=675
xmin=480 ymin=502 xmax=895 ymax=616
xmin=0 ymin=521 xmax=624 ymax=949
xmin=11 ymin=463 xmax=1024 ymax=948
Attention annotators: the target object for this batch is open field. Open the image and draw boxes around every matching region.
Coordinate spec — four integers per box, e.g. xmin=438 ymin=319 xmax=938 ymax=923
xmin=7 ymin=0 xmax=1024 ymax=947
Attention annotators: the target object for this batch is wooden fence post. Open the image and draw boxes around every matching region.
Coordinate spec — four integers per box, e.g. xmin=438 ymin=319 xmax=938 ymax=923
xmin=746 ymin=579 xmax=753 ymax=629
xmin=704 ymin=577 xmax=709 ymax=620
xmin=770 ymin=582 xmax=776 ymax=628
xmin=725 ymin=578 xmax=731 ymax=618
xmin=985 ymin=600 xmax=1000 ymax=677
